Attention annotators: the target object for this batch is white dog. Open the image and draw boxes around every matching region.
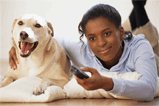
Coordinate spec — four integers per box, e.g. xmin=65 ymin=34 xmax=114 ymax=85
xmin=0 ymin=14 xmax=71 ymax=95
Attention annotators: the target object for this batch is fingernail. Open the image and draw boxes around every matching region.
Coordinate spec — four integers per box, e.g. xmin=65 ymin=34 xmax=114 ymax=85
xmin=16 ymin=60 xmax=19 ymax=64
xmin=80 ymin=67 xmax=84 ymax=69
xmin=14 ymin=66 xmax=16 ymax=69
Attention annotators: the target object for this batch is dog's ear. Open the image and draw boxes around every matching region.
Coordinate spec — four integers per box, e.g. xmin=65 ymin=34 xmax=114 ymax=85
xmin=11 ymin=19 xmax=19 ymax=52
xmin=11 ymin=19 xmax=18 ymax=33
xmin=47 ymin=22 xmax=54 ymax=37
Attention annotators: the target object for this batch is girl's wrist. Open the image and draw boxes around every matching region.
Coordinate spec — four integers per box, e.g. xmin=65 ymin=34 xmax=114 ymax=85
xmin=102 ymin=77 xmax=114 ymax=91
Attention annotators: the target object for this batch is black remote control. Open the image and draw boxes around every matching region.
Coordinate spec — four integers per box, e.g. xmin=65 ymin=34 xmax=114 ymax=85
xmin=70 ymin=66 xmax=89 ymax=79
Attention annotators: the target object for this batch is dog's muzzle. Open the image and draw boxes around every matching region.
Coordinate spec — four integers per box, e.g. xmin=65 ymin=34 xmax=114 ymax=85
xmin=19 ymin=31 xmax=38 ymax=57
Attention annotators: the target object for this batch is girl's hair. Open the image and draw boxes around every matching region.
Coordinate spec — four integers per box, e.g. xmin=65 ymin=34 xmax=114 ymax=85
xmin=78 ymin=4 xmax=132 ymax=41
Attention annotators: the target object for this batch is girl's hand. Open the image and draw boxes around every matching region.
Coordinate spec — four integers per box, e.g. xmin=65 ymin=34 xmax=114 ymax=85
xmin=9 ymin=46 xmax=18 ymax=70
xmin=74 ymin=67 xmax=114 ymax=91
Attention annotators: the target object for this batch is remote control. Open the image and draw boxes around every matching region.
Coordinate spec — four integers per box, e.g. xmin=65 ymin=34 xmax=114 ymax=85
xmin=70 ymin=66 xmax=89 ymax=79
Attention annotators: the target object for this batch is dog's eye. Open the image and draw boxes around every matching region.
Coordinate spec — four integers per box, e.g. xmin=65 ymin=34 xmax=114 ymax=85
xmin=18 ymin=21 xmax=23 ymax=25
xmin=35 ymin=24 xmax=41 ymax=28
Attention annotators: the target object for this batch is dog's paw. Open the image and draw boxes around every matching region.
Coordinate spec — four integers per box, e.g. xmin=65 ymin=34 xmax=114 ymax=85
xmin=0 ymin=77 xmax=14 ymax=88
xmin=33 ymin=85 xmax=46 ymax=95
xmin=33 ymin=79 xmax=51 ymax=95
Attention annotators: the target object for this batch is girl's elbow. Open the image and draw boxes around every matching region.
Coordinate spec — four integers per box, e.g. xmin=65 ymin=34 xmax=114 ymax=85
xmin=140 ymin=88 xmax=155 ymax=102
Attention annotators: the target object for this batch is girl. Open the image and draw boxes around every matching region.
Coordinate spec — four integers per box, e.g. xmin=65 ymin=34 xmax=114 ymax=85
xmin=8 ymin=4 xmax=157 ymax=101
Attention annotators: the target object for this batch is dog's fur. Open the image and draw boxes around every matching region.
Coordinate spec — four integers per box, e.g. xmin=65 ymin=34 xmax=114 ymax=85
xmin=0 ymin=14 xmax=71 ymax=95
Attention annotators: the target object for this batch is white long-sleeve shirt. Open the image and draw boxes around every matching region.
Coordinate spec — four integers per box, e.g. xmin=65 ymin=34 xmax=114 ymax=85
xmin=54 ymin=34 xmax=158 ymax=101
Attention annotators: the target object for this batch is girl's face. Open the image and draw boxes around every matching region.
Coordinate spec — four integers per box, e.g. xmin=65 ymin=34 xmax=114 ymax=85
xmin=85 ymin=17 xmax=124 ymax=65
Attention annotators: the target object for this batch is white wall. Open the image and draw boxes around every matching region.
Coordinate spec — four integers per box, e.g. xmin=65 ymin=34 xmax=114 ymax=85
xmin=1 ymin=0 xmax=159 ymax=61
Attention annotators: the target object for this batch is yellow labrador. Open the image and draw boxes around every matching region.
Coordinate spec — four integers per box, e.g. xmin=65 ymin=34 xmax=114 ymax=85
xmin=0 ymin=14 xmax=71 ymax=95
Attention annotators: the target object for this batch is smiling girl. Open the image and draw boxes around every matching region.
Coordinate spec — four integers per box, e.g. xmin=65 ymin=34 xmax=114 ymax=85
xmin=8 ymin=4 xmax=157 ymax=101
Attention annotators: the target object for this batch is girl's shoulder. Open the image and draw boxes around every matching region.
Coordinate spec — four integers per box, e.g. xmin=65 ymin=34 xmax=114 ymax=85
xmin=126 ymin=34 xmax=151 ymax=49
xmin=126 ymin=34 xmax=154 ymax=59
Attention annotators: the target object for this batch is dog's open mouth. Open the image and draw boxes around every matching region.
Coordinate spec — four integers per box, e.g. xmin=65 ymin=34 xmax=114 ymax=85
xmin=19 ymin=41 xmax=38 ymax=57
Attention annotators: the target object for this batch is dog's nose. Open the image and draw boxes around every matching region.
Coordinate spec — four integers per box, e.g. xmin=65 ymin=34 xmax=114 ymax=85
xmin=20 ymin=31 xmax=28 ymax=40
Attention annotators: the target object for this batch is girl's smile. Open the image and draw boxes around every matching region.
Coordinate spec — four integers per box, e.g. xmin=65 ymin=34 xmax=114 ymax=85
xmin=99 ymin=46 xmax=112 ymax=54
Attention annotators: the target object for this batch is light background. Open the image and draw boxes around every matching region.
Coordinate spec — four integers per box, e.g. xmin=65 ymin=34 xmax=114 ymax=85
xmin=0 ymin=0 xmax=159 ymax=61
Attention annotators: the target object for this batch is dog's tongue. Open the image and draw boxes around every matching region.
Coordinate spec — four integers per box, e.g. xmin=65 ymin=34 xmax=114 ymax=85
xmin=21 ymin=42 xmax=33 ymax=55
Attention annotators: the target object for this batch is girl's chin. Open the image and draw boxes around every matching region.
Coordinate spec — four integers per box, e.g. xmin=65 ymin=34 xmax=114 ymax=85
xmin=97 ymin=55 xmax=114 ymax=62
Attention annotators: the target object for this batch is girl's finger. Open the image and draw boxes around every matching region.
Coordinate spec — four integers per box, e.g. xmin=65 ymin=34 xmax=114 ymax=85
xmin=80 ymin=67 xmax=97 ymax=74
xmin=9 ymin=57 xmax=17 ymax=70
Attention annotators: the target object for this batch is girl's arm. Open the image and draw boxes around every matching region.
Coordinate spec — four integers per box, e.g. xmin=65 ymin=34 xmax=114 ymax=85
xmin=9 ymin=35 xmax=83 ymax=69
xmin=75 ymin=40 xmax=157 ymax=101
xmin=108 ymin=41 xmax=157 ymax=101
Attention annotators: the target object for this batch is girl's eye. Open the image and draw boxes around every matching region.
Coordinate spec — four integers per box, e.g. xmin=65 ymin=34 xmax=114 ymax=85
xmin=18 ymin=21 xmax=23 ymax=25
xmin=104 ymin=32 xmax=110 ymax=36
xmin=89 ymin=37 xmax=96 ymax=41
xmin=35 ymin=24 xmax=41 ymax=28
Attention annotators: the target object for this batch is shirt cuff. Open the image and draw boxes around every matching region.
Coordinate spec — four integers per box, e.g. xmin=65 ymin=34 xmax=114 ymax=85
xmin=107 ymin=78 xmax=126 ymax=95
